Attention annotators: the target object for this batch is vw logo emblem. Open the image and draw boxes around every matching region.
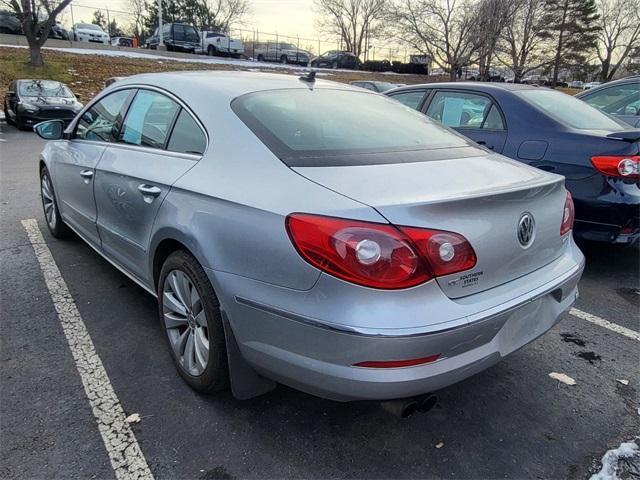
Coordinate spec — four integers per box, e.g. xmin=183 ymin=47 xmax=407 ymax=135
xmin=517 ymin=213 xmax=535 ymax=248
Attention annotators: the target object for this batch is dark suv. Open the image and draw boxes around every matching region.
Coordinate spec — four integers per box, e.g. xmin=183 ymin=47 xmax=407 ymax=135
xmin=147 ymin=23 xmax=200 ymax=53
xmin=309 ymin=50 xmax=358 ymax=69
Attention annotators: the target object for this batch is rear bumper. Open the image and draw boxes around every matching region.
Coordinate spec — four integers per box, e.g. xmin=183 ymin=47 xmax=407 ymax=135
xmin=208 ymin=238 xmax=585 ymax=401
xmin=569 ymin=175 xmax=639 ymax=244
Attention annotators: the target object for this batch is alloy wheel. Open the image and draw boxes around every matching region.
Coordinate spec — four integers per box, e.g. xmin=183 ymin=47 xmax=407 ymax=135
xmin=162 ymin=270 xmax=210 ymax=376
xmin=41 ymin=172 xmax=57 ymax=230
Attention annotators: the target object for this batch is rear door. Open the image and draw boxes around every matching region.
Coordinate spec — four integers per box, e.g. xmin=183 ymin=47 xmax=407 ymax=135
xmin=424 ymin=90 xmax=508 ymax=153
xmin=94 ymin=88 xmax=206 ymax=280
xmin=53 ymin=89 xmax=133 ymax=247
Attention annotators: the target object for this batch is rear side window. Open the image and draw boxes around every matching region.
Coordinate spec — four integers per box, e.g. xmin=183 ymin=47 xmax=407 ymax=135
xmin=167 ymin=110 xmax=206 ymax=155
xmin=232 ymin=88 xmax=469 ymax=166
xmin=583 ymin=84 xmax=640 ymax=115
xmin=74 ymin=89 xmax=131 ymax=142
xmin=517 ymin=89 xmax=624 ymax=130
xmin=120 ymin=90 xmax=179 ymax=149
xmin=426 ymin=91 xmax=505 ymax=130
xmin=388 ymin=90 xmax=425 ymax=110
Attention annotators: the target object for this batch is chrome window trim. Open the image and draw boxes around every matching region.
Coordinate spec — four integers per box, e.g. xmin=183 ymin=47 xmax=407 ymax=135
xmin=66 ymin=83 xmax=209 ymax=156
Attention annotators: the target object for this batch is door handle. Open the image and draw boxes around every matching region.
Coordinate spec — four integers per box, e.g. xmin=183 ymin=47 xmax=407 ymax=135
xmin=79 ymin=169 xmax=93 ymax=183
xmin=137 ymin=184 xmax=162 ymax=197
xmin=536 ymin=164 xmax=555 ymax=172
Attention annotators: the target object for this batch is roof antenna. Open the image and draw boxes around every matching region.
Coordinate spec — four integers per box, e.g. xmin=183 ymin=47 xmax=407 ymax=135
xmin=299 ymin=70 xmax=316 ymax=84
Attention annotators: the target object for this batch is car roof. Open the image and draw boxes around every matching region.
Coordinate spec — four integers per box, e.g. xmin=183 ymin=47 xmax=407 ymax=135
xmin=113 ymin=71 xmax=357 ymax=100
xmin=389 ymin=81 xmax=543 ymax=93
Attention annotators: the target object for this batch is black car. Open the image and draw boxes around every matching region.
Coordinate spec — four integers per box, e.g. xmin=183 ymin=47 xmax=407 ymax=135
xmin=48 ymin=22 xmax=69 ymax=40
xmin=147 ymin=23 xmax=200 ymax=53
xmin=0 ymin=10 xmax=21 ymax=34
xmin=386 ymin=83 xmax=640 ymax=244
xmin=576 ymin=76 xmax=640 ymax=127
xmin=309 ymin=50 xmax=358 ymax=69
xmin=350 ymin=80 xmax=403 ymax=92
xmin=4 ymin=79 xmax=83 ymax=130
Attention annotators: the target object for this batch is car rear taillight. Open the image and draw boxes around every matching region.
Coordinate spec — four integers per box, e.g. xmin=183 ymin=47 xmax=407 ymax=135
xmin=591 ymin=155 xmax=640 ymax=179
xmin=560 ymin=191 xmax=575 ymax=236
xmin=397 ymin=226 xmax=477 ymax=277
xmin=285 ymin=213 xmax=476 ymax=289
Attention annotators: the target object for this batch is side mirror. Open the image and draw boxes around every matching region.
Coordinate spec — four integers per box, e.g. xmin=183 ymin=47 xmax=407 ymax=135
xmin=34 ymin=120 xmax=65 ymax=140
xmin=6 ymin=90 xmax=15 ymax=97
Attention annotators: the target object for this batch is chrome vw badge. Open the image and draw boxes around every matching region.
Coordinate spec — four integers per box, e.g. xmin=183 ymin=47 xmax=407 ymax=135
xmin=517 ymin=213 xmax=535 ymax=248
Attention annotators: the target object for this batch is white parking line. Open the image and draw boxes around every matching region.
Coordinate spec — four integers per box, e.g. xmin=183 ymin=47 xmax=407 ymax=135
xmin=21 ymin=219 xmax=154 ymax=480
xmin=570 ymin=307 xmax=640 ymax=342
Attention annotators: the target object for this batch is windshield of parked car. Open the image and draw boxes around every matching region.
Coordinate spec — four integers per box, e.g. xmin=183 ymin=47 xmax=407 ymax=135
xmin=232 ymin=88 xmax=471 ymax=166
xmin=19 ymin=80 xmax=74 ymax=98
xmin=280 ymin=43 xmax=297 ymax=49
xmin=76 ymin=23 xmax=102 ymax=31
xmin=517 ymin=89 xmax=625 ymax=130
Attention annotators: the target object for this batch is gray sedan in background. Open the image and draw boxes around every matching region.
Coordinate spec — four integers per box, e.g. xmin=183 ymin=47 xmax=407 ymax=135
xmin=34 ymin=72 xmax=584 ymax=412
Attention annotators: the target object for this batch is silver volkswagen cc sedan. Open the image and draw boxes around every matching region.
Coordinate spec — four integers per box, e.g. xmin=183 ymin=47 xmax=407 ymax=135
xmin=35 ymin=71 xmax=585 ymax=406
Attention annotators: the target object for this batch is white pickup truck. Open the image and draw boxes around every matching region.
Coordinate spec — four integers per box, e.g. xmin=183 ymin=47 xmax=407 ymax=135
xmin=200 ymin=31 xmax=244 ymax=58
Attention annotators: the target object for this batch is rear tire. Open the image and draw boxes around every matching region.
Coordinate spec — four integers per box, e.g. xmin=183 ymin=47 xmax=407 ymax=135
xmin=207 ymin=45 xmax=216 ymax=56
xmin=158 ymin=250 xmax=229 ymax=393
xmin=257 ymin=54 xmax=264 ymax=62
xmin=332 ymin=60 xmax=338 ymax=69
xmin=40 ymin=166 xmax=71 ymax=239
xmin=280 ymin=55 xmax=288 ymax=64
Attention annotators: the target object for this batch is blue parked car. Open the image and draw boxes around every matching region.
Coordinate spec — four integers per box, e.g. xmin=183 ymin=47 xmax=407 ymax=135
xmin=385 ymin=83 xmax=639 ymax=244
xmin=575 ymin=76 xmax=640 ymax=127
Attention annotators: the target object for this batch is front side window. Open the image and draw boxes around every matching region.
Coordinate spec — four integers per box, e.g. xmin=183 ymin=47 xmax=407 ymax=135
xmin=167 ymin=110 xmax=206 ymax=155
xmin=583 ymin=84 xmax=640 ymax=115
xmin=120 ymin=90 xmax=179 ymax=149
xmin=75 ymin=89 xmax=132 ymax=142
xmin=388 ymin=90 xmax=426 ymax=110
xmin=426 ymin=91 xmax=502 ymax=129
xmin=232 ymin=88 xmax=469 ymax=166
xmin=517 ymin=89 xmax=625 ymax=130
xmin=184 ymin=26 xmax=199 ymax=42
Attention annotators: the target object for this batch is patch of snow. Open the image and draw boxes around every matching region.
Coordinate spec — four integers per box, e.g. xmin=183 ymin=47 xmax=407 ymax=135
xmin=549 ymin=372 xmax=577 ymax=385
xmin=590 ymin=440 xmax=639 ymax=480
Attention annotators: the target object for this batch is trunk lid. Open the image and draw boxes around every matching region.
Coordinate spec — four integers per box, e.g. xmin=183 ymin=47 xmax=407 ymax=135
xmin=293 ymin=153 xmax=567 ymax=298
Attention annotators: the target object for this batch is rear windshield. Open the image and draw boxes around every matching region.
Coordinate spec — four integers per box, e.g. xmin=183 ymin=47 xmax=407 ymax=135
xmin=232 ymin=88 xmax=470 ymax=166
xmin=516 ymin=89 xmax=625 ymax=131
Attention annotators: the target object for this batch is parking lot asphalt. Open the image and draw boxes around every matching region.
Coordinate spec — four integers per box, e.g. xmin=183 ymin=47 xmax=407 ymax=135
xmin=1 ymin=122 xmax=639 ymax=480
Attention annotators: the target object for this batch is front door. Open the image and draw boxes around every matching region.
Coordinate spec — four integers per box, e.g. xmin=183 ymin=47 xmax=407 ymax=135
xmin=53 ymin=89 xmax=133 ymax=247
xmin=424 ymin=90 xmax=508 ymax=153
xmin=94 ymin=89 xmax=201 ymax=280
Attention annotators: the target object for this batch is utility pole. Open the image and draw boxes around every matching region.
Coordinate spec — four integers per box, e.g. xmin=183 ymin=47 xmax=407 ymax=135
xmin=158 ymin=0 xmax=165 ymax=50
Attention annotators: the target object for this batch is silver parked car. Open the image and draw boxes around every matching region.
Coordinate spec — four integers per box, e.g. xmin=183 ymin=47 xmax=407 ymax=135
xmin=35 ymin=71 xmax=584 ymax=408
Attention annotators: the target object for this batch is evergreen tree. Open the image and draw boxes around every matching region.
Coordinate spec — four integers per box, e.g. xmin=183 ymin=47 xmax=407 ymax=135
xmin=544 ymin=0 xmax=600 ymax=87
xmin=92 ymin=10 xmax=107 ymax=30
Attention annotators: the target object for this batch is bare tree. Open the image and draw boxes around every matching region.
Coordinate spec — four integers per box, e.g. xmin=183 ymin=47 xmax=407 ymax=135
xmin=392 ymin=0 xmax=480 ymax=81
xmin=193 ymin=0 xmax=250 ymax=32
xmin=595 ymin=0 xmax=640 ymax=80
xmin=1 ymin=0 xmax=73 ymax=67
xmin=497 ymin=0 xmax=554 ymax=82
xmin=473 ymin=0 xmax=518 ymax=80
xmin=314 ymin=0 xmax=388 ymax=59
xmin=128 ymin=0 xmax=147 ymax=39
